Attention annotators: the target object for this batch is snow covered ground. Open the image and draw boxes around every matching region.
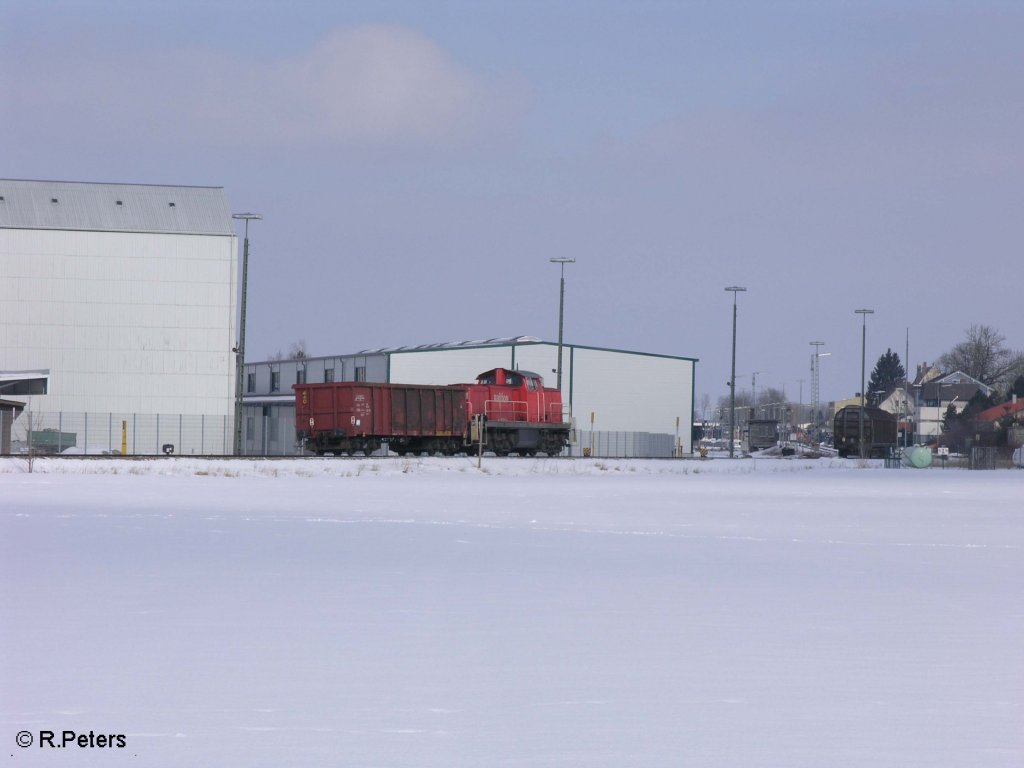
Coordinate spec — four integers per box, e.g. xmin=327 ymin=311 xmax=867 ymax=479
xmin=2 ymin=456 xmax=1022 ymax=767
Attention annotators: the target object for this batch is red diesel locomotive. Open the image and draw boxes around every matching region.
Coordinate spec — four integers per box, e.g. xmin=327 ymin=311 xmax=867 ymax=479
xmin=294 ymin=368 xmax=571 ymax=456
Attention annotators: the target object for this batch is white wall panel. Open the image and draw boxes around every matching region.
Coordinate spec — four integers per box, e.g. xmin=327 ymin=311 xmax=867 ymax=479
xmin=386 ymin=341 xmax=695 ymax=452
xmin=0 ymin=227 xmax=237 ymax=415
xmin=569 ymin=348 xmax=694 ymax=449
xmin=508 ymin=344 xmax=561 ymax=390
xmin=388 ymin=346 xmax=516 ymax=385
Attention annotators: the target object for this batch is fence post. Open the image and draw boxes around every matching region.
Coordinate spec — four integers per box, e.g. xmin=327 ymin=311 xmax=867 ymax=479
xmin=84 ymin=412 xmax=88 ymax=455
xmin=201 ymin=414 xmax=205 ymax=455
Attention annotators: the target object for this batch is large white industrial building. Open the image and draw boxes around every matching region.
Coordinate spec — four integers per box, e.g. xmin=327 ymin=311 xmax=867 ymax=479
xmin=243 ymin=337 xmax=697 ymax=457
xmin=0 ymin=179 xmax=238 ymax=453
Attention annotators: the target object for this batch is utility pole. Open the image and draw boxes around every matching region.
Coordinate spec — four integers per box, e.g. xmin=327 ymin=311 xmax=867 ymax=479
xmin=855 ymin=309 xmax=874 ymax=459
xmin=232 ymin=213 xmax=262 ymax=456
xmin=810 ymin=341 xmax=825 ymax=443
xmin=725 ymin=286 xmax=747 ymax=458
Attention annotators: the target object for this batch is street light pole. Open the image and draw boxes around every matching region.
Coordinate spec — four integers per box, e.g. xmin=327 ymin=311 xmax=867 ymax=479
xmin=232 ymin=213 xmax=262 ymax=456
xmin=855 ymin=309 xmax=874 ymax=459
xmin=725 ymin=286 xmax=747 ymax=458
xmin=550 ymin=258 xmax=575 ymax=393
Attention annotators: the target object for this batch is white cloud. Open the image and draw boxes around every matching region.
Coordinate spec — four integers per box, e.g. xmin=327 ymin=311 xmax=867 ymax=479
xmin=1 ymin=25 xmax=516 ymax=149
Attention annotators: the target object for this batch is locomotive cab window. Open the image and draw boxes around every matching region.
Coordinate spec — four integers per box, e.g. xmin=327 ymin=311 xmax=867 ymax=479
xmin=526 ymin=377 xmax=539 ymax=391
xmin=478 ymin=373 xmax=496 ymax=385
xmin=506 ymin=373 xmax=522 ymax=387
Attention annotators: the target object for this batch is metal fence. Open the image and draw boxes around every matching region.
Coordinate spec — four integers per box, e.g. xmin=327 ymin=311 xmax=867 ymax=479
xmin=574 ymin=430 xmax=677 ymax=458
xmin=968 ymin=446 xmax=999 ymax=470
xmin=1 ymin=409 xmax=682 ymax=459
xmin=1 ymin=411 xmax=232 ymax=456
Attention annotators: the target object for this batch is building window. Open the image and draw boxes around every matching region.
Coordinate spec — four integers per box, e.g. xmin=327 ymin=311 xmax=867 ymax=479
xmin=270 ymin=371 xmax=280 ymax=392
xmin=269 ymin=416 xmax=280 ymax=442
xmin=324 ymin=367 xmax=334 ymax=383
xmin=296 ymin=368 xmax=306 ymax=385
xmin=355 ymin=366 xmax=366 ymax=382
xmin=246 ymin=373 xmax=255 ymax=393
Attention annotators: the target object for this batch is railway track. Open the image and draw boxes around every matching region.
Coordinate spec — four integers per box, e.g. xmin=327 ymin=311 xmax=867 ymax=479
xmin=6 ymin=452 xmax=690 ymax=462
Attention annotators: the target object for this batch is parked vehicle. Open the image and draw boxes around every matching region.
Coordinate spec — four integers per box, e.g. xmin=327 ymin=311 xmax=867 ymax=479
xmin=294 ymin=368 xmax=571 ymax=456
xmin=29 ymin=429 xmax=77 ymax=454
xmin=833 ymin=406 xmax=897 ymax=458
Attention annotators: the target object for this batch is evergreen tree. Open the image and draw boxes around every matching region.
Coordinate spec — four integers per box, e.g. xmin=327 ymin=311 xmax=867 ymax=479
xmin=941 ymin=403 xmax=959 ymax=433
xmin=961 ymin=388 xmax=997 ymax=420
xmin=867 ymin=348 xmax=905 ymax=405
xmin=1009 ymin=374 xmax=1024 ymax=401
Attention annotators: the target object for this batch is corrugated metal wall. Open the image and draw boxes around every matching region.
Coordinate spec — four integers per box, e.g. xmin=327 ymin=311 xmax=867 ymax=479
xmin=388 ymin=342 xmax=695 ymax=454
xmin=1 ymin=227 xmax=237 ymax=415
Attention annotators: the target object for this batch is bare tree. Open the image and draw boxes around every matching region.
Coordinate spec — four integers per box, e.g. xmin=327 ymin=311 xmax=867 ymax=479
xmin=939 ymin=324 xmax=1024 ymax=387
xmin=266 ymin=340 xmax=309 ymax=362
xmin=758 ymin=386 xmax=786 ymax=406
xmin=717 ymin=389 xmax=753 ymax=412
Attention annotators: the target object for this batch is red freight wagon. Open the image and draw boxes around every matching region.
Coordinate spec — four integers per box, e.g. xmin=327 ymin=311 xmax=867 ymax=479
xmin=295 ymin=381 xmax=469 ymax=456
xmin=295 ymin=368 xmax=571 ymax=457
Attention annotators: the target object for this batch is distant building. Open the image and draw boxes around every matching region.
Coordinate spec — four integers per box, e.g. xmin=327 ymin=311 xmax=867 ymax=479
xmin=910 ymin=369 xmax=993 ymax=441
xmin=242 ymin=336 xmax=698 ymax=457
xmin=1 ymin=179 xmax=238 ymax=453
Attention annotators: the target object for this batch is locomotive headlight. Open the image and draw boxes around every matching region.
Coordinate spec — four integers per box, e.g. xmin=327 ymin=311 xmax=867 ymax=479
xmin=309 ymin=417 xmax=315 ymax=427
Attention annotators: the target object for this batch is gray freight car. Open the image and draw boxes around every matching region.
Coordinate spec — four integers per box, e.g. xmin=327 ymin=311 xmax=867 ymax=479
xmin=747 ymin=419 xmax=779 ymax=451
xmin=833 ymin=406 xmax=897 ymax=458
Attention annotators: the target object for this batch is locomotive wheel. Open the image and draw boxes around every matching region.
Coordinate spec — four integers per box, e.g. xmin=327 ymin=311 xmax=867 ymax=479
xmin=493 ymin=432 xmax=513 ymax=456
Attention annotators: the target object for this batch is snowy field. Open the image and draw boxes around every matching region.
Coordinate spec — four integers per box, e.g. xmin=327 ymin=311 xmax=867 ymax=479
xmin=2 ymin=456 xmax=1022 ymax=767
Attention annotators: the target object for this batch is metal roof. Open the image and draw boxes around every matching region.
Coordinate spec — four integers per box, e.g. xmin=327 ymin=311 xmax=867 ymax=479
xmin=245 ymin=335 xmax=698 ymax=365
xmin=358 ymin=336 xmax=544 ymax=354
xmin=0 ymin=179 xmax=234 ymax=236
xmin=975 ymin=398 xmax=1024 ymax=422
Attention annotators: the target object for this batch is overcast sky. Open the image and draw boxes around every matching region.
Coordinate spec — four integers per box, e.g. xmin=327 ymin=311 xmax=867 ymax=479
xmin=3 ymin=0 xmax=1022 ymax=407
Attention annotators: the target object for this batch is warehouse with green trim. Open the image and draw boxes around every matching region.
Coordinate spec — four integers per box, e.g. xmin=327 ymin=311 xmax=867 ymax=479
xmin=242 ymin=336 xmax=697 ymax=458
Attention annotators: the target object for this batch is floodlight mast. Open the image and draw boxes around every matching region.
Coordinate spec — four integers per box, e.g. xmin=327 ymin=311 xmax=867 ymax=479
xmin=550 ymin=258 xmax=575 ymax=394
xmin=232 ymin=213 xmax=262 ymax=456
xmin=725 ymin=286 xmax=747 ymax=458
xmin=810 ymin=341 xmax=825 ymax=443
xmin=855 ymin=309 xmax=875 ymax=459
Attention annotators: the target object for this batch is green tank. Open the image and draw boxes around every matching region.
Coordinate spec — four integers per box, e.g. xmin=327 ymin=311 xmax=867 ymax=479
xmin=902 ymin=446 xmax=933 ymax=468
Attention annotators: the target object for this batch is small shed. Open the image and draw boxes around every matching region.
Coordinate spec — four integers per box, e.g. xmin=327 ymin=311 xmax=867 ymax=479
xmin=0 ymin=398 xmax=25 ymax=455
